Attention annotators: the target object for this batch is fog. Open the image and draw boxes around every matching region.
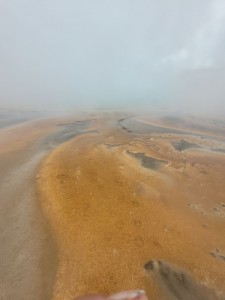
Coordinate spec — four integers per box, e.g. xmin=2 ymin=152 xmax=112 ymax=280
xmin=0 ymin=0 xmax=225 ymax=116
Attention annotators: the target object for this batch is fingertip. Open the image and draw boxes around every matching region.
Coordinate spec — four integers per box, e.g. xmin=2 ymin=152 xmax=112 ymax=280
xmin=73 ymin=294 xmax=106 ymax=300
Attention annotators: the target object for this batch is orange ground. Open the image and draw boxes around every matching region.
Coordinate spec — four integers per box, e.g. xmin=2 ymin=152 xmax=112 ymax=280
xmin=38 ymin=114 xmax=225 ymax=300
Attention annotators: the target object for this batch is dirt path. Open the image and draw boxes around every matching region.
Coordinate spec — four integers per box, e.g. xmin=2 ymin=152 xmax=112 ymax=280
xmin=0 ymin=119 xmax=60 ymax=300
xmin=0 ymin=150 xmax=57 ymax=300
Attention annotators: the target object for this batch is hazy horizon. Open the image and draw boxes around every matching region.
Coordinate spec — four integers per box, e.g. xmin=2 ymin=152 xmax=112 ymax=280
xmin=0 ymin=0 xmax=225 ymax=116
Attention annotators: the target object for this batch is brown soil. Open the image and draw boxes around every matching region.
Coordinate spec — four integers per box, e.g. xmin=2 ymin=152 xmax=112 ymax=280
xmin=38 ymin=114 xmax=225 ymax=300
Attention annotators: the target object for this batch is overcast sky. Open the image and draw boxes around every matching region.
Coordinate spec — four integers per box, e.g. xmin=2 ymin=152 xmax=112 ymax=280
xmin=0 ymin=0 xmax=225 ymax=115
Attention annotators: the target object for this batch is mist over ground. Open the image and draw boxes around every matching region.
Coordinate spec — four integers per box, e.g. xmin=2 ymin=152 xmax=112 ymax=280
xmin=0 ymin=0 xmax=225 ymax=116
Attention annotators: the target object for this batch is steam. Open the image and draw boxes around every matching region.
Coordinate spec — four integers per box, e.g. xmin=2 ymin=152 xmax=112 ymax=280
xmin=0 ymin=0 xmax=224 ymax=116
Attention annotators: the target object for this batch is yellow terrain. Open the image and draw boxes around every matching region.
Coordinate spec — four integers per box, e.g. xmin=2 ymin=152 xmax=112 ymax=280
xmin=38 ymin=114 xmax=225 ymax=300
